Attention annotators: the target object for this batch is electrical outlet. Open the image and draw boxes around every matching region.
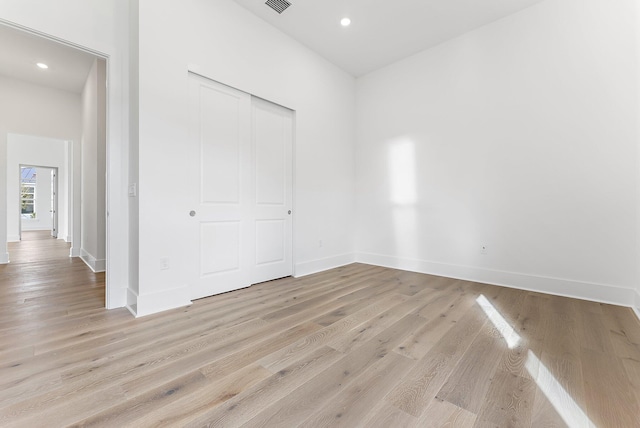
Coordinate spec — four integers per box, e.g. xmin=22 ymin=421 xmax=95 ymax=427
xmin=480 ymin=245 xmax=488 ymax=255
xmin=160 ymin=257 xmax=170 ymax=270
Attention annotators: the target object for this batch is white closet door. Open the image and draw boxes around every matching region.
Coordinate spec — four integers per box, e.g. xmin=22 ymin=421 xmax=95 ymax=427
xmin=251 ymin=97 xmax=293 ymax=284
xmin=188 ymin=74 xmax=253 ymax=300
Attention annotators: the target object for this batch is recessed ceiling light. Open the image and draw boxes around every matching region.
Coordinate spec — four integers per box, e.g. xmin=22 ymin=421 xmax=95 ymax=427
xmin=36 ymin=63 xmax=49 ymax=69
xmin=341 ymin=18 xmax=351 ymax=27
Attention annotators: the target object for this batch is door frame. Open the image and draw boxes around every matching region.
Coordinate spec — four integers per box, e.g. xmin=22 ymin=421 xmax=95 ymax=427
xmin=17 ymin=164 xmax=59 ymax=240
xmin=51 ymin=167 xmax=58 ymax=239
xmin=0 ymin=20 xmax=112 ymax=308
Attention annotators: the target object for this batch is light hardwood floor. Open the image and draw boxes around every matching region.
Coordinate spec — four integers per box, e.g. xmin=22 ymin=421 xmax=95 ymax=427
xmin=1 ymin=231 xmax=640 ymax=427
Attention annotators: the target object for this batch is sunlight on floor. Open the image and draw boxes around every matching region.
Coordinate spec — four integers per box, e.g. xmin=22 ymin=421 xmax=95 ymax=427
xmin=526 ymin=351 xmax=594 ymax=428
xmin=476 ymin=295 xmax=520 ymax=349
xmin=476 ymin=294 xmax=595 ymax=428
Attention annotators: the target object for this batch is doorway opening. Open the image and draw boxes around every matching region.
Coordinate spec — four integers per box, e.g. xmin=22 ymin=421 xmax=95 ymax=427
xmin=18 ymin=165 xmax=59 ymax=241
xmin=1 ymin=22 xmax=109 ymax=307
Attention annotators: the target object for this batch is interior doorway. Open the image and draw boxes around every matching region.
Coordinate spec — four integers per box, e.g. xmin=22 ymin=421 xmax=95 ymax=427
xmin=1 ymin=22 xmax=109 ymax=306
xmin=18 ymin=165 xmax=59 ymax=241
xmin=7 ymin=135 xmax=70 ymax=245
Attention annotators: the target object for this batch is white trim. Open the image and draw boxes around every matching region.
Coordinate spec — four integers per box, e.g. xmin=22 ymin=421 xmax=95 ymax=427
xmin=633 ymin=290 xmax=640 ymax=322
xmin=125 ymin=304 xmax=137 ymax=317
xmin=356 ymin=252 xmax=636 ymax=307
xmin=7 ymin=235 xmax=20 ymax=243
xmin=80 ymin=249 xmax=106 ymax=273
xmin=134 ymin=286 xmax=192 ymax=318
xmin=294 ymin=253 xmax=356 ymax=278
xmin=0 ymin=252 xmax=8 ymax=264
xmin=69 ymin=246 xmax=81 ymax=257
xmin=93 ymin=258 xmax=106 ymax=272
xmin=126 ymin=287 xmax=139 ymax=317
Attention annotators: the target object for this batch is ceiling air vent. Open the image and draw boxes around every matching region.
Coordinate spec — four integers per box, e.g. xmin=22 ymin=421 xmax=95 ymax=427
xmin=265 ymin=0 xmax=291 ymax=14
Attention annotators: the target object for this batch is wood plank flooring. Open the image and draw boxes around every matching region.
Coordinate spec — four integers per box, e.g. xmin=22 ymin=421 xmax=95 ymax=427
xmin=1 ymin=231 xmax=640 ymax=427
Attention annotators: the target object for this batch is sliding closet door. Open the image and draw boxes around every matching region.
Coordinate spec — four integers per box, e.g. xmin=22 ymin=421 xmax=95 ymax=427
xmin=188 ymin=74 xmax=253 ymax=300
xmin=251 ymin=97 xmax=293 ymax=284
xmin=187 ymin=73 xmax=293 ymax=300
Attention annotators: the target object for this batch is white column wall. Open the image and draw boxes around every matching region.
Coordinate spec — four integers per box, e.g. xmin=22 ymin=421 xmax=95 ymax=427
xmin=635 ymin=0 xmax=640 ymax=318
xmin=127 ymin=0 xmax=140 ymax=308
xmin=80 ymin=58 xmax=107 ymax=272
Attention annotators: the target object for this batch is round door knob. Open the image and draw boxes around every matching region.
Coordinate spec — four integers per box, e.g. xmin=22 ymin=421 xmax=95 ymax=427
xmin=288 ymin=210 xmax=292 ymax=215
xmin=189 ymin=210 xmax=196 ymax=217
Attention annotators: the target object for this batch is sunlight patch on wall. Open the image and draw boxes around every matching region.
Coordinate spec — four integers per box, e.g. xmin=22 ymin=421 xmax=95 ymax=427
xmin=389 ymin=139 xmax=417 ymax=205
xmin=389 ymin=138 xmax=419 ymax=258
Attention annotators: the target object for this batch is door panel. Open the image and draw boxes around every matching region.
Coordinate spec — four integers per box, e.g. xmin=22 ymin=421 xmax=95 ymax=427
xmin=200 ymin=221 xmax=241 ymax=275
xmin=200 ymin=87 xmax=242 ymax=204
xmin=255 ymin=108 xmax=286 ymax=205
xmin=188 ymin=74 xmax=252 ymax=300
xmin=188 ymin=73 xmax=293 ymax=300
xmin=255 ymin=219 xmax=285 ymax=265
xmin=252 ymin=97 xmax=293 ymax=284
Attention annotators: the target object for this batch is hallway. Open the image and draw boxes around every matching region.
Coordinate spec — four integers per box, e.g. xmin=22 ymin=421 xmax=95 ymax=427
xmin=0 ymin=231 xmax=106 ymax=344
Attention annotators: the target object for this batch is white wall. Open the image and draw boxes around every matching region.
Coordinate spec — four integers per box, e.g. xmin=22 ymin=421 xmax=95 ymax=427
xmin=0 ymin=0 xmax=130 ymax=308
xmin=636 ymin=0 xmax=640 ymax=319
xmin=356 ymin=0 xmax=639 ymax=306
xmin=80 ymin=58 xmax=107 ymax=272
xmin=0 ymin=77 xmax=79 ymax=254
xmin=131 ymin=0 xmax=356 ymax=315
xmin=6 ymin=135 xmax=69 ymax=240
xmin=128 ymin=0 xmax=140 ymax=305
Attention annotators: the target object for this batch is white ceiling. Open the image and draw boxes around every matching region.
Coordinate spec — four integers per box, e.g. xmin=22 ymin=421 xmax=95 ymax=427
xmin=0 ymin=1 xmax=547 ymax=92
xmin=0 ymin=24 xmax=97 ymax=93
xmin=232 ymin=0 xmax=546 ymax=76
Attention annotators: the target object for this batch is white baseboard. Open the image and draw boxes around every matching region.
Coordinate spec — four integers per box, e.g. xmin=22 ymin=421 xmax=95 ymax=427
xmin=65 ymin=235 xmax=72 ymax=243
xmin=7 ymin=235 xmax=20 ymax=242
xmin=105 ymin=283 xmax=127 ymax=310
xmin=294 ymin=253 xmax=356 ymax=278
xmin=0 ymin=252 xmax=9 ymax=264
xmin=69 ymin=247 xmax=81 ymax=257
xmin=80 ymin=249 xmax=106 ymax=273
xmin=356 ymin=252 xmax=636 ymax=308
xmin=126 ymin=288 xmax=139 ymax=316
xmin=126 ymin=304 xmax=138 ymax=317
xmin=134 ymin=286 xmax=192 ymax=318
xmin=633 ymin=290 xmax=640 ymax=322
